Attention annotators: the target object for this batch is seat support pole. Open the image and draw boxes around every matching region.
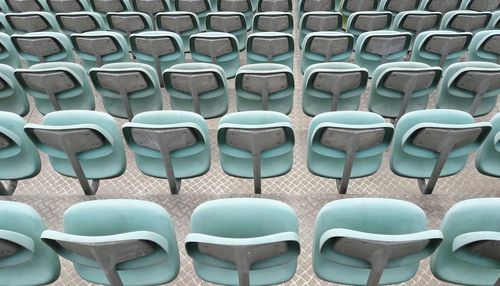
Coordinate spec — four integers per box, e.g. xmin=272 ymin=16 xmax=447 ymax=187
xmin=61 ymin=139 xmax=100 ymax=195
xmin=335 ymin=135 xmax=359 ymax=194
xmin=158 ymin=140 xmax=182 ymax=194
xmin=418 ymin=135 xmax=454 ymax=195
xmin=0 ymin=180 xmax=17 ymax=195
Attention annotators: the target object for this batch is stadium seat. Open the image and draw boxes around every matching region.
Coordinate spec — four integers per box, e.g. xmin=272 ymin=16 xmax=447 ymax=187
xmin=436 ymin=62 xmax=500 ymax=117
xmin=70 ymin=31 xmax=129 ymax=71
xmin=122 ymin=110 xmax=211 ymax=194
xmin=354 ymin=30 xmax=412 ymax=77
xmin=46 ymin=0 xmax=92 ymax=12
xmin=431 ymin=198 xmax=500 ymax=285
xmin=307 ymin=111 xmax=393 ymax=194
xmin=41 ymin=199 xmax=179 ymax=286
xmin=468 ymin=30 xmax=500 ymax=64
xmin=217 ymin=0 xmax=253 ymax=30
xmin=0 ymin=14 xmax=12 ymax=34
xmin=257 ymin=0 xmax=291 ymax=12
xmin=369 ymin=62 xmax=442 ymax=121
xmin=378 ymin=0 xmax=420 ymax=14
xmin=130 ymin=0 xmax=171 ymax=26
xmin=0 ymin=64 xmax=29 ymax=116
xmin=106 ymin=12 xmax=153 ymax=47
xmin=89 ymin=62 xmax=162 ymax=121
xmin=217 ymin=111 xmax=294 ymax=194
xmin=156 ymin=11 xmax=200 ymax=52
xmin=89 ymin=0 xmax=132 ymax=18
xmin=298 ymin=0 xmax=336 ymax=18
xmin=440 ymin=10 xmax=492 ymax=34
xmin=419 ymin=0 xmax=461 ymax=14
xmin=0 ymin=32 xmax=19 ymax=67
xmin=476 ymin=113 xmax=500 ymax=177
xmin=205 ymin=12 xmax=246 ymax=50
xmin=346 ymin=11 xmax=393 ymax=40
xmin=298 ymin=12 xmax=342 ymax=48
xmin=6 ymin=12 xmax=59 ymax=33
xmin=390 ymin=109 xmax=491 ymax=194
xmin=24 ymin=110 xmax=127 ymax=195
xmin=487 ymin=10 xmax=500 ymax=28
xmin=246 ymin=32 xmax=294 ymax=70
xmin=340 ymin=0 xmax=380 ymax=19
xmin=410 ymin=30 xmax=472 ymax=70
xmin=235 ymin=63 xmax=294 ymax=114
xmin=3 ymin=0 xmax=50 ymax=12
xmin=186 ymin=198 xmax=300 ymax=286
xmin=163 ymin=63 xmax=228 ymax=118
xmin=0 ymin=201 xmax=60 ymax=283
xmin=175 ymin=0 xmax=211 ymax=30
xmin=313 ymin=198 xmax=443 ymax=285
xmin=252 ymin=12 xmax=293 ymax=34
xmin=301 ymin=31 xmax=354 ymax=74
xmin=0 ymin=112 xmax=39 ymax=195
xmin=460 ymin=0 xmax=499 ymax=11
xmin=189 ymin=32 xmax=240 ymax=78
xmin=302 ymin=62 xmax=368 ymax=116
xmin=56 ymin=12 xmax=107 ymax=35
xmin=11 ymin=32 xmax=74 ymax=65
xmin=392 ymin=10 xmax=442 ymax=48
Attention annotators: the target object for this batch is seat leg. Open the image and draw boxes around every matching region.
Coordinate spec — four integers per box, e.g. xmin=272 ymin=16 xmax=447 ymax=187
xmin=252 ymin=153 xmax=262 ymax=194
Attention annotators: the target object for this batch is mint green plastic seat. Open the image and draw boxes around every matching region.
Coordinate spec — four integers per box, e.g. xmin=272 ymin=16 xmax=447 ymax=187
xmin=340 ymin=0 xmax=380 ymax=19
xmin=307 ymin=112 xmax=393 ymax=194
xmin=0 ymin=64 xmax=29 ymax=116
xmin=418 ymin=0 xmax=461 ymax=14
xmin=70 ymin=31 xmax=129 ymax=71
xmin=314 ymin=198 xmax=443 ymax=285
xmin=0 ymin=33 xmax=19 ymax=67
xmin=390 ymin=109 xmax=491 ymax=194
xmin=468 ymin=30 xmax=500 ymax=64
xmin=89 ymin=63 xmax=162 ymax=121
xmin=235 ymin=63 xmax=294 ymax=114
xmin=0 ymin=14 xmax=12 ymax=34
xmin=354 ymin=30 xmax=411 ymax=77
xmin=247 ymin=32 xmax=294 ymax=70
xmin=369 ymin=62 xmax=442 ymax=121
xmin=460 ymin=0 xmax=499 ymax=11
xmin=176 ymin=0 xmax=211 ymax=30
xmin=392 ymin=11 xmax=442 ymax=48
xmin=298 ymin=12 xmax=342 ymax=49
xmin=206 ymin=12 xmax=246 ymax=50
xmin=15 ymin=62 xmax=95 ymax=115
xmin=130 ymin=31 xmax=184 ymax=86
xmin=6 ymin=12 xmax=60 ymax=33
xmin=217 ymin=111 xmax=294 ymax=194
xmin=217 ymin=0 xmax=253 ymax=30
xmin=3 ymin=0 xmax=50 ymax=12
xmin=46 ymin=0 xmax=92 ymax=12
xmin=163 ymin=63 xmax=228 ymax=118
xmin=301 ymin=32 xmax=353 ymax=74
xmin=303 ymin=63 xmax=368 ymax=116
xmin=252 ymin=12 xmax=293 ymax=34
xmin=0 ymin=201 xmax=60 ymax=283
xmin=56 ymin=12 xmax=107 ymax=35
xmin=11 ymin=32 xmax=74 ymax=66
xmin=106 ymin=12 xmax=152 ymax=48
xmin=410 ymin=30 xmax=472 ymax=70
xmin=440 ymin=10 xmax=492 ymax=34
xmin=190 ymin=32 xmax=240 ymax=78
xmin=378 ymin=0 xmax=420 ymax=14
xmin=436 ymin=62 xmax=500 ymax=117
xmin=24 ymin=110 xmax=126 ymax=195
xmin=41 ymin=199 xmax=179 ymax=286
xmin=431 ymin=198 xmax=500 ymax=285
xmin=0 ymin=112 xmax=39 ymax=195
xmin=123 ymin=110 xmax=211 ymax=194
xmin=298 ymin=0 xmax=336 ymax=19
xmin=487 ymin=10 xmax=500 ymax=28
xmin=346 ymin=11 xmax=393 ymax=41
xmin=156 ymin=12 xmax=200 ymax=52
xmin=476 ymin=113 xmax=500 ymax=177
xmin=186 ymin=198 xmax=300 ymax=286
xmin=89 ymin=0 xmax=132 ymax=18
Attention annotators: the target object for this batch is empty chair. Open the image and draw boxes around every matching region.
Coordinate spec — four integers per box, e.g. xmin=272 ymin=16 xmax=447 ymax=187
xmin=176 ymin=0 xmax=211 ymax=29
xmin=468 ymin=30 xmax=500 ymax=64
xmin=0 ymin=112 xmax=39 ymax=195
xmin=392 ymin=10 xmax=442 ymax=48
xmin=476 ymin=113 xmax=500 ymax=177
xmin=130 ymin=31 xmax=184 ymax=86
xmin=307 ymin=112 xmax=393 ymax=193
xmin=301 ymin=31 xmax=354 ymax=74
xmin=340 ymin=0 xmax=380 ymax=18
xmin=302 ymin=63 xmax=368 ymax=116
xmin=369 ymin=62 xmax=442 ymax=121
xmin=246 ymin=32 xmax=294 ymax=70
xmin=346 ymin=11 xmax=393 ymax=40
xmin=314 ymin=198 xmax=443 ymax=285
xmin=218 ymin=111 xmax=294 ymax=194
xmin=11 ymin=32 xmax=74 ymax=65
xmin=6 ymin=12 xmax=59 ymax=33
xmin=436 ymin=62 xmax=500 ymax=117
xmin=0 ymin=65 xmax=29 ymax=116
xmin=235 ymin=63 xmax=294 ymax=114
xmin=106 ymin=12 xmax=153 ymax=47
xmin=354 ymin=30 xmax=412 ymax=77
xmin=186 ymin=198 xmax=300 ymax=286
xmin=460 ymin=0 xmax=499 ymax=11
xmin=410 ymin=30 xmax=472 ymax=70
xmin=390 ymin=109 xmax=491 ymax=194
xmin=431 ymin=198 xmax=500 ymax=285
xmin=440 ymin=10 xmax=492 ymax=34
xmin=0 ymin=32 xmax=20 ymax=69
xmin=298 ymin=12 xmax=342 ymax=48
xmin=156 ymin=12 xmax=200 ymax=52
xmin=419 ymin=0 xmax=461 ymax=14
xmin=15 ymin=62 xmax=95 ymax=115
xmin=298 ymin=0 xmax=336 ymax=18
xmin=24 ymin=110 xmax=126 ymax=195
xmin=41 ymin=199 xmax=179 ymax=286
xmin=257 ymin=0 xmax=291 ymax=12
xmin=163 ymin=63 xmax=228 ymax=118
xmin=89 ymin=63 xmax=162 ymax=121
xmin=487 ymin=10 xmax=500 ymax=28
xmin=123 ymin=111 xmax=211 ymax=194
xmin=0 ymin=201 xmax=60 ymax=283
xmin=217 ymin=0 xmax=253 ymax=29
xmin=56 ymin=12 xmax=107 ymax=35
xmin=3 ymin=0 xmax=50 ymax=12
xmin=0 ymin=14 xmax=12 ymax=34
xmin=378 ymin=0 xmax=420 ymax=14
xmin=89 ymin=0 xmax=132 ymax=17
xmin=206 ymin=12 xmax=246 ymax=50
xmin=46 ymin=0 xmax=92 ymax=12
xmin=189 ymin=32 xmax=240 ymax=78
xmin=130 ymin=0 xmax=171 ymax=25
xmin=252 ymin=12 xmax=293 ymax=34
xmin=70 ymin=31 xmax=129 ymax=71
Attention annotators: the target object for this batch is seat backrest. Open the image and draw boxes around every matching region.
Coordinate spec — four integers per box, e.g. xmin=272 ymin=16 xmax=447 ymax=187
xmin=418 ymin=0 xmax=461 ymax=14
xmin=301 ymin=31 xmax=354 ymax=74
xmin=346 ymin=11 xmax=393 ymax=40
xmin=0 ymin=64 xmax=29 ymax=116
xmin=155 ymin=11 xmax=200 ymax=52
xmin=253 ymin=11 xmax=293 ymax=34
xmin=440 ymin=10 xmax=492 ymax=34
xmin=130 ymin=0 xmax=171 ymax=17
xmin=340 ymin=0 xmax=380 ymax=18
xmin=11 ymin=31 xmax=74 ymax=66
xmin=298 ymin=11 xmax=342 ymax=48
xmin=392 ymin=10 xmax=442 ymax=48
xmin=258 ymin=0 xmax=291 ymax=12
xmin=0 ymin=32 xmax=19 ymax=68
xmin=3 ymin=0 xmax=50 ymax=12
xmin=246 ymin=31 xmax=294 ymax=70
xmin=90 ymin=0 xmax=132 ymax=17
xmin=176 ymin=0 xmax=211 ymax=29
xmin=6 ymin=12 xmax=59 ymax=33
xmin=460 ymin=0 xmax=499 ymax=11
xmin=206 ymin=12 xmax=247 ymax=50
xmin=46 ymin=0 xmax=92 ymax=13
xmin=56 ymin=12 xmax=106 ymax=35
xmin=468 ymin=30 xmax=500 ymax=64
xmin=378 ymin=0 xmax=420 ymax=14
xmin=476 ymin=113 xmax=500 ymax=177
xmin=106 ymin=11 xmax=153 ymax=44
